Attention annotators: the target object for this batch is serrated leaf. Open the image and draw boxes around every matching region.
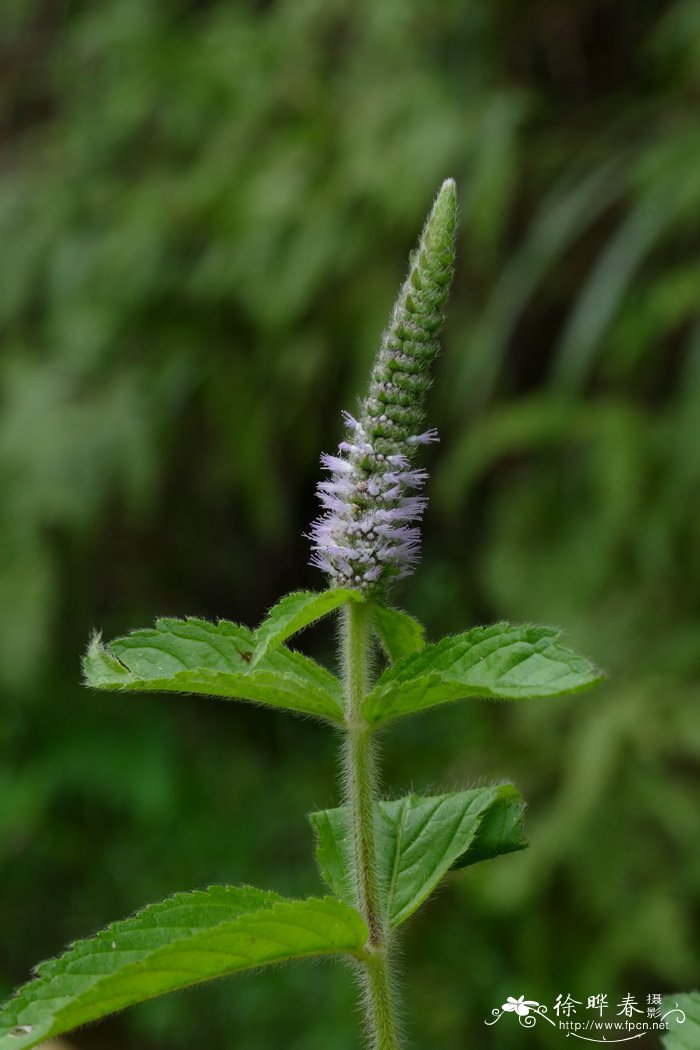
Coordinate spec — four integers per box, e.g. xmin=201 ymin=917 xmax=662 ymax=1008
xmin=0 ymin=886 xmax=368 ymax=1050
xmin=310 ymin=785 xmax=526 ymax=928
xmin=252 ymin=588 xmax=361 ymax=666
xmin=370 ymin=602 xmax=425 ymax=663
xmin=363 ymin=622 xmax=603 ymax=726
xmin=83 ymin=617 xmax=344 ymax=723
xmin=662 ymin=992 xmax=700 ymax=1049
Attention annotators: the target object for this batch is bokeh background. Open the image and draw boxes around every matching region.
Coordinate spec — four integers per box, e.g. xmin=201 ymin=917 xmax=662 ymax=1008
xmin=1 ymin=1 xmax=699 ymax=1047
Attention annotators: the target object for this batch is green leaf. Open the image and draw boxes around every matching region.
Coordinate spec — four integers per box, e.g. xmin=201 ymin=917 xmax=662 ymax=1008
xmin=662 ymin=992 xmax=700 ymax=1049
xmin=83 ymin=617 xmax=344 ymax=723
xmin=363 ymin=622 xmax=603 ymax=726
xmin=370 ymin=602 xmax=425 ymax=663
xmin=310 ymin=785 xmax=526 ymax=928
xmin=252 ymin=588 xmax=360 ymax=666
xmin=0 ymin=886 xmax=368 ymax=1050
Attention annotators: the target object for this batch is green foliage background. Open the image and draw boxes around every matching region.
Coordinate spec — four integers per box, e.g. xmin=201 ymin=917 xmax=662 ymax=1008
xmin=1 ymin=1 xmax=698 ymax=1046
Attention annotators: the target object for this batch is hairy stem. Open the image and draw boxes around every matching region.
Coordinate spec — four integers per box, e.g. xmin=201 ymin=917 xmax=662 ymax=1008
xmin=342 ymin=601 xmax=403 ymax=1050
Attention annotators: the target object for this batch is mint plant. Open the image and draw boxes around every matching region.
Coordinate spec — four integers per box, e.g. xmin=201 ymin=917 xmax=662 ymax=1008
xmin=0 ymin=180 xmax=602 ymax=1050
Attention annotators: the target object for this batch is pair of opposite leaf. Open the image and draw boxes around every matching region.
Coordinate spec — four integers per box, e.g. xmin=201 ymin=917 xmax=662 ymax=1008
xmin=84 ymin=588 xmax=601 ymax=725
xmin=0 ymin=785 xmax=525 ymax=1050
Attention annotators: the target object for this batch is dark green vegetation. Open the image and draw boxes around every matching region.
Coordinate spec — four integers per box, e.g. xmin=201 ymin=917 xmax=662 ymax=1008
xmin=1 ymin=1 xmax=698 ymax=1047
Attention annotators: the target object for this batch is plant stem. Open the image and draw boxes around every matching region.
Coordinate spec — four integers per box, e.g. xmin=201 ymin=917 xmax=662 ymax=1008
xmin=342 ymin=601 xmax=403 ymax=1050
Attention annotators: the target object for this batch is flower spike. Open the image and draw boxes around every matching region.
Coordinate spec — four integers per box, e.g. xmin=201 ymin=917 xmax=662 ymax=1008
xmin=308 ymin=179 xmax=457 ymax=592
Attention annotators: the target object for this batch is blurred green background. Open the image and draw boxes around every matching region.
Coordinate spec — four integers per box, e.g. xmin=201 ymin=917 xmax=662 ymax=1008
xmin=1 ymin=1 xmax=699 ymax=1047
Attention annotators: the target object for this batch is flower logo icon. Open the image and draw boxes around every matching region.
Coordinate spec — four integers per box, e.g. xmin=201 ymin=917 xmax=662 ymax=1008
xmin=502 ymin=996 xmax=540 ymax=1017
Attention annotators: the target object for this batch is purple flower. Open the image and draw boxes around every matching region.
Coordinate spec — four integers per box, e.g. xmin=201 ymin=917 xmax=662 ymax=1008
xmin=308 ymin=414 xmax=435 ymax=591
xmin=307 ymin=180 xmax=456 ymax=592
